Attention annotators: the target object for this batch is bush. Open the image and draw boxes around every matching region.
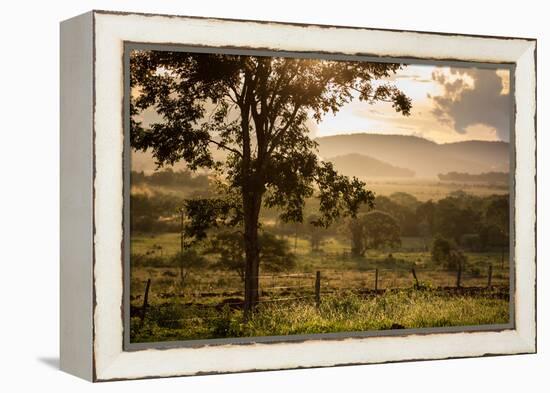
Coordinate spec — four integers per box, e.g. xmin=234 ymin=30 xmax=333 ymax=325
xmin=446 ymin=250 xmax=467 ymax=271
xmin=431 ymin=236 xmax=452 ymax=264
xmin=469 ymin=265 xmax=482 ymax=277
xmin=146 ymin=303 xmax=187 ymax=329
xmin=461 ymin=233 xmax=482 ymax=251
xmin=431 ymin=236 xmax=467 ymax=271
xmin=210 ymin=305 xmax=238 ymax=337
xmin=412 ymin=280 xmax=433 ymax=290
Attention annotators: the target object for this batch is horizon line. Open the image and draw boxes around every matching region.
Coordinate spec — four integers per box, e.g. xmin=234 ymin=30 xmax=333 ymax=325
xmin=314 ymin=131 xmax=509 ymax=144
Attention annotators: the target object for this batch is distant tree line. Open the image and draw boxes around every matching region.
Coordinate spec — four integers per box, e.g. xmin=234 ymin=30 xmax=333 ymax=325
xmin=132 ymin=168 xmax=209 ymax=189
xmin=271 ymin=191 xmax=509 ymax=266
xmin=131 ymin=186 xmax=509 ymax=277
xmin=131 ymin=168 xmax=211 ymax=233
xmin=438 ymin=171 xmax=509 ymax=183
xmin=132 ymin=187 xmax=509 ymax=257
xmin=130 ymin=193 xmax=184 ymax=233
xmin=358 ymin=191 xmax=509 ymax=254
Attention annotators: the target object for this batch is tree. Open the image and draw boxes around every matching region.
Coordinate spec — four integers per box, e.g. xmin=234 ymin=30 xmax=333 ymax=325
xmin=416 ymin=200 xmax=436 ymax=250
xmin=374 ymin=195 xmax=419 ymax=236
xmin=259 ymin=232 xmax=296 ymax=273
xmin=485 ymin=196 xmax=509 ymax=266
xmin=431 ymin=236 xmax=467 ymax=270
xmin=433 ymin=197 xmax=480 ymax=244
xmin=206 ymin=231 xmax=246 ymax=280
xmin=389 ymin=192 xmax=419 ymax=210
xmin=304 ymin=214 xmax=329 ymax=252
xmin=130 ymin=51 xmax=411 ymax=317
xmin=431 ymin=236 xmax=452 ymax=264
xmin=447 ymin=249 xmax=467 ymax=271
xmin=347 ymin=211 xmax=401 ymax=257
xmin=271 ymin=219 xmax=302 ymax=253
xmin=347 ymin=217 xmax=366 ymax=257
xmin=207 ymin=230 xmax=295 ymax=281
xmin=416 ymin=200 xmax=436 ymax=232
xmin=171 ymin=248 xmax=207 ymax=288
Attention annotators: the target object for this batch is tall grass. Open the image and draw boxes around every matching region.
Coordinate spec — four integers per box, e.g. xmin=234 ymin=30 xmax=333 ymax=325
xmin=131 ymin=289 xmax=509 ymax=343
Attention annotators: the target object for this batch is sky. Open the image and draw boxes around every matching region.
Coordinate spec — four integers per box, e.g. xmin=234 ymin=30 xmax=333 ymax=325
xmin=313 ymin=64 xmax=511 ymax=143
xmin=132 ymin=59 xmax=512 ymax=172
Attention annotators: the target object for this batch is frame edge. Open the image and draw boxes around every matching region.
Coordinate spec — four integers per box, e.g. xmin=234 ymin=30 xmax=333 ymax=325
xmin=60 ymin=11 xmax=95 ymax=382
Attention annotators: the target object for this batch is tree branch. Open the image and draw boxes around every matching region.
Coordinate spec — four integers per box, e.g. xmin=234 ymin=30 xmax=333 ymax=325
xmin=267 ymin=104 xmax=301 ymax=155
xmin=349 ymin=86 xmax=394 ymax=103
xmin=229 ymin=85 xmax=242 ymax=105
xmin=208 ymin=139 xmax=243 ymax=157
xmin=267 ymin=62 xmax=291 ymax=110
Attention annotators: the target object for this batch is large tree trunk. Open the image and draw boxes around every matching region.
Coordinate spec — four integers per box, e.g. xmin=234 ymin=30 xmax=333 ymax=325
xmin=350 ymin=220 xmax=365 ymax=257
xmin=243 ymin=191 xmax=263 ymax=321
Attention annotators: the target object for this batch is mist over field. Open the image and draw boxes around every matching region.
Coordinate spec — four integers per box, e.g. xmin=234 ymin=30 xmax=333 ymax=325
xmin=132 ymin=132 xmax=510 ymax=203
xmin=132 ymin=133 xmax=510 ymax=179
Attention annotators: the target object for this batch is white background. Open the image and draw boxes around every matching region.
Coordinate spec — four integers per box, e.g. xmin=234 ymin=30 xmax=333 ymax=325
xmin=0 ymin=0 xmax=546 ymax=391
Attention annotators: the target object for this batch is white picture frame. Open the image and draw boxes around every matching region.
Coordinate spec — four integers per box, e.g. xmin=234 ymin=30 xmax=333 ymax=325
xmin=60 ymin=10 xmax=536 ymax=381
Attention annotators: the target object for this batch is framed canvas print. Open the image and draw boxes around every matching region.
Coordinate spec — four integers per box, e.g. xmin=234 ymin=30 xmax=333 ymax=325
xmin=60 ymin=10 xmax=537 ymax=381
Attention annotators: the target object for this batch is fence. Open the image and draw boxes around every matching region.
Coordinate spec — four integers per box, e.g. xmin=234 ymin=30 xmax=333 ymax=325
xmin=135 ymin=263 xmax=503 ymax=325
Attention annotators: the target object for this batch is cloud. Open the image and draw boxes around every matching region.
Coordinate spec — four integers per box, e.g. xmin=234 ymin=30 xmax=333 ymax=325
xmin=385 ymin=73 xmax=432 ymax=83
xmin=430 ymin=67 xmax=511 ymax=141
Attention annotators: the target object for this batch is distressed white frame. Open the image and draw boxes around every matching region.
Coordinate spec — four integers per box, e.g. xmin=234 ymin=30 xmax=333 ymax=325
xmin=61 ymin=10 xmax=536 ymax=381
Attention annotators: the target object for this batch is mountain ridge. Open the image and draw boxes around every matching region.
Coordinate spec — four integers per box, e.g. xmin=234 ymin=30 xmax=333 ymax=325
xmin=328 ymin=153 xmax=415 ymax=178
xmin=315 ymin=133 xmax=509 ymax=178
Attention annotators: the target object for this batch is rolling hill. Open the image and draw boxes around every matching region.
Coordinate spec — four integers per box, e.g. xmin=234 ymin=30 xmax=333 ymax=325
xmin=329 ymin=153 xmax=415 ymax=178
xmin=316 ymin=133 xmax=509 ymax=178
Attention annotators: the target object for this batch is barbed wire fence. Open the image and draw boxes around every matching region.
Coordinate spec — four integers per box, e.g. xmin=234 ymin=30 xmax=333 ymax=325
xmin=135 ymin=262 xmax=506 ymax=327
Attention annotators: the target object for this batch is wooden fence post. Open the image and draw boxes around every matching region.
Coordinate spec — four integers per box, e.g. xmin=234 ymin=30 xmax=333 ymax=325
xmin=456 ymin=262 xmax=462 ymax=288
xmin=411 ymin=268 xmax=419 ymax=288
xmin=315 ymin=271 xmax=321 ymax=308
xmin=374 ymin=268 xmax=379 ymax=293
xmin=487 ymin=264 xmax=493 ymax=289
xmin=140 ymin=278 xmax=151 ymax=327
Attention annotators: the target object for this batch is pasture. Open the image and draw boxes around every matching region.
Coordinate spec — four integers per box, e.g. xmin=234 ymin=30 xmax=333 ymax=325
xmin=129 ymin=233 xmax=510 ymax=343
xmin=365 ymin=179 xmax=508 ymax=202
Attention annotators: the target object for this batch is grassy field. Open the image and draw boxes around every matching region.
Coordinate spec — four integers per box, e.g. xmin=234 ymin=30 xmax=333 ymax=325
xmin=131 ymin=288 xmax=509 ymax=342
xmin=129 ymin=232 xmax=510 ymax=343
xmin=131 ymin=233 xmax=509 ymax=283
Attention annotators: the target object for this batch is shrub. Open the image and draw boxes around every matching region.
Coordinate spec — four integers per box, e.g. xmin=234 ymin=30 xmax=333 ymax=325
xmin=210 ymin=305 xmax=242 ymax=337
xmin=431 ymin=236 xmax=452 ymax=264
xmin=461 ymin=233 xmax=482 ymax=251
xmin=468 ymin=265 xmax=482 ymax=277
xmin=446 ymin=249 xmax=467 ymax=271
xmin=146 ymin=303 xmax=186 ymax=329
xmin=431 ymin=237 xmax=467 ymax=271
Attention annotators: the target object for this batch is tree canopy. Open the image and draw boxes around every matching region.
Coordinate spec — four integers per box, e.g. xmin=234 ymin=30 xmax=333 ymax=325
xmin=130 ymin=51 xmax=411 ymax=229
xmin=347 ymin=211 xmax=401 ymax=257
xmin=207 ymin=230 xmax=296 ymax=281
xmin=130 ymin=50 xmax=412 ymax=314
